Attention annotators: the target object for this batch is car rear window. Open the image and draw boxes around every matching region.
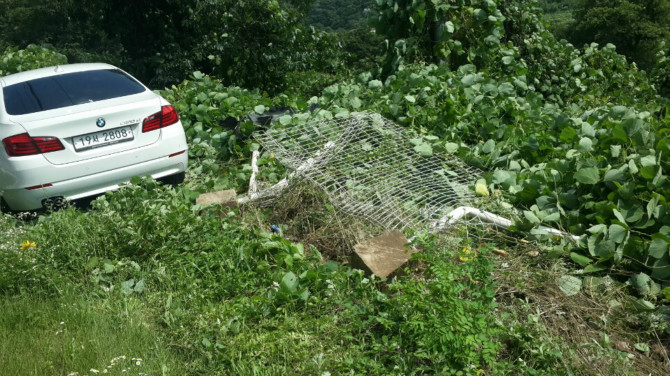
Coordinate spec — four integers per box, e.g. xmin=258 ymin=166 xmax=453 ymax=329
xmin=2 ymin=69 xmax=146 ymax=115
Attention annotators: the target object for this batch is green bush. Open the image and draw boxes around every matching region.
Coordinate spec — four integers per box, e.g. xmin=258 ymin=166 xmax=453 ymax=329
xmin=0 ymin=44 xmax=67 ymax=76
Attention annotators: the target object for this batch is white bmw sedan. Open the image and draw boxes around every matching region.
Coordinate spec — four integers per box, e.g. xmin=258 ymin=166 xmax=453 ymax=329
xmin=0 ymin=63 xmax=188 ymax=211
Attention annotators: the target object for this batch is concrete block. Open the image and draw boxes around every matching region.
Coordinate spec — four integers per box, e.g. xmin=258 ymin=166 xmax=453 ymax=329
xmin=196 ymin=190 xmax=238 ymax=209
xmin=352 ymin=230 xmax=416 ymax=278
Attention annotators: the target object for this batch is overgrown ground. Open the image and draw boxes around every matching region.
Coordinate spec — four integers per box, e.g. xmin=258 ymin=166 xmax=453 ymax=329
xmin=0 ymin=177 xmax=668 ymax=375
xmin=1 ymin=2 xmax=670 ymax=373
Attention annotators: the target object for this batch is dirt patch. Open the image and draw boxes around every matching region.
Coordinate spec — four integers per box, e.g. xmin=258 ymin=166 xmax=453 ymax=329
xmin=494 ymin=247 xmax=670 ymax=375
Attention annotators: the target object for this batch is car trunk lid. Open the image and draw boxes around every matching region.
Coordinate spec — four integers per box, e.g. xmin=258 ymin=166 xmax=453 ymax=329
xmin=10 ymin=93 xmax=163 ymax=165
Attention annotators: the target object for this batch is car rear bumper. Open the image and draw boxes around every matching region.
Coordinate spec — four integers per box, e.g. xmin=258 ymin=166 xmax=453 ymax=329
xmin=1 ymin=151 xmax=187 ymax=211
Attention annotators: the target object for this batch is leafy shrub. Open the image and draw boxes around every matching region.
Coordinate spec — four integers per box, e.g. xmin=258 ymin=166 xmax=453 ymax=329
xmin=652 ymin=42 xmax=670 ymax=98
xmin=0 ymin=44 xmax=67 ymax=76
xmin=367 ymin=238 xmax=502 ymax=373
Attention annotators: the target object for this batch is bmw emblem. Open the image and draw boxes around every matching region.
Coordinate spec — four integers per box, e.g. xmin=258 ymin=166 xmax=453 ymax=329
xmin=96 ymin=118 xmax=106 ymax=128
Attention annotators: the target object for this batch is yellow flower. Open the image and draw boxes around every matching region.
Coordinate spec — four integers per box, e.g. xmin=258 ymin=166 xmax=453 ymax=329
xmin=459 ymin=246 xmax=477 ymax=262
xmin=20 ymin=241 xmax=36 ymax=250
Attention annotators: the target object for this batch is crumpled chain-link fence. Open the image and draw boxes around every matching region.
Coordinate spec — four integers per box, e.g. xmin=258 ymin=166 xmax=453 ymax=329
xmin=254 ymin=111 xmax=484 ymax=231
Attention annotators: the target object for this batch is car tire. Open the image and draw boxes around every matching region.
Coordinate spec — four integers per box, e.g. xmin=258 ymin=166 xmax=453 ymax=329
xmin=159 ymin=171 xmax=185 ymax=186
xmin=0 ymin=198 xmax=10 ymax=213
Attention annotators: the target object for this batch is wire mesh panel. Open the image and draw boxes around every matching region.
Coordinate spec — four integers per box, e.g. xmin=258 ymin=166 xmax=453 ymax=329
xmin=254 ymin=111 xmax=483 ymax=231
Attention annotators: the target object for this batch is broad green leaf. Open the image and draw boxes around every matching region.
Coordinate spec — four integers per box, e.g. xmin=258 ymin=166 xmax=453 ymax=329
xmin=404 ymin=95 xmax=415 ymax=103
xmin=581 ymin=123 xmax=595 ymax=137
xmin=254 ymin=105 xmax=265 ymax=114
xmin=543 ymin=212 xmax=560 ymax=222
xmin=578 ymin=137 xmax=593 ymax=152
xmin=560 ymin=127 xmax=578 ymax=142
xmin=481 ymin=139 xmax=495 ymax=154
xmin=514 ymin=78 xmax=528 ymax=91
xmin=640 ymin=165 xmax=658 ymax=180
xmin=134 ymin=279 xmax=146 ymax=293
xmin=120 ymin=279 xmax=134 ymax=296
xmin=652 ymin=257 xmax=670 ymax=280
xmin=368 ymin=80 xmax=383 ymax=89
xmin=613 ymin=209 xmax=627 ymax=224
xmin=492 ymin=170 xmax=515 ymax=185
xmin=648 ymin=237 xmax=669 ymax=259
xmin=280 ymin=272 xmax=298 ymax=293
xmin=647 ymin=195 xmax=660 ymax=219
xmin=610 ymin=106 xmax=628 ymax=117
xmin=608 ymin=224 xmax=628 ymax=243
xmin=610 ymin=145 xmax=621 ymax=158
xmin=445 ymin=142 xmax=459 ymax=153
xmin=584 ymin=264 xmax=608 ymax=274
xmin=559 ymin=275 xmax=582 ymax=296
xmin=86 ymin=257 xmax=99 ymax=269
xmin=570 ymin=252 xmax=592 ymax=267
xmin=595 ymin=240 xmax=616 ymax=258
xmin=603 ymin=166 xmax=626 ymax=183
xmin=587 ymin=224 xmax=607 ymax=235
xmin=498 ymin=82 xmax=515 ymax=95
xmin=623 ymin=118 xmax=644 ymax=136
xmin=630 ymin=273 xmax=658 ymax=296
xmin=574 ymin=167 xmax=599 ymax=184
xmin=461 ymin=74 xmax=476 ymax=86
xmin=409 ymin=138 xmax=423 ymax=146
xmin=413 ymin=143 xmax=433 ymax=157
xmin=523 ymin=210 xmax=541 ymax=224
xmin=103 ymin=263 xmax=115 ymax=273
xmin=350 ymin=97 xmax=362 ymax=109
xmin=631 ymin=299 xmax=656 ymax=312
xmin=278 ymin=115 xmax=292 ymax=125
xmin=634 ymin=343 xmax=650 ymax=354
xmin=640 ymin=155 xmax=656 ymax=167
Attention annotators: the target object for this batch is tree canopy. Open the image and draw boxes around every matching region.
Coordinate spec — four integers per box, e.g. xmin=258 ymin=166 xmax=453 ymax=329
xmin=305 ymin=0 xmax=375 ymax=31
xmin=569 ymin=0 xmax=670 ymax=70
xmin=0 ymin=0 xmax=337 ymax=92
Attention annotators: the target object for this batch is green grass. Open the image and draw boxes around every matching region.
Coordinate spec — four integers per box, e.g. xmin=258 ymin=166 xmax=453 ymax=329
xmin=0 ymin=293 xmax=187 ymax=375
xmin=0 ymin=180 xmax=666 ymax=375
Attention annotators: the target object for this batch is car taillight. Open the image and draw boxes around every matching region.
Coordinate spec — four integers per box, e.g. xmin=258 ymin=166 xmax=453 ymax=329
xmin=142 ymin=105 xmax=179 ymax=132
xmin=2 ymin=133 xmax=65 ymax=157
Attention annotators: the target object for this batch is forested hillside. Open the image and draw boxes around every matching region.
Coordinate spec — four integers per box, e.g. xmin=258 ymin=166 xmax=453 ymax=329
xmin=305 ymin=0 xmax=375 ymax=30
xmin=538 ymin=0 xmax=670 ymax=85
xmin=1 ymin=1 xmax=670 ymax=375
xmin=538 ymin=0 xmax=573 ymax=13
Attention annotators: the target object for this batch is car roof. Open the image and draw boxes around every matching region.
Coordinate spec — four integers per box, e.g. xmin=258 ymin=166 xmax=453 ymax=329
xmin=0 ymin=63 xmax=119 ymax=87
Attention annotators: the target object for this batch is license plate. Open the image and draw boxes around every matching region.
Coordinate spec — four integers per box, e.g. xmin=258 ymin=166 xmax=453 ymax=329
xmin=73 ymin=126 xmax=134 ymax=151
